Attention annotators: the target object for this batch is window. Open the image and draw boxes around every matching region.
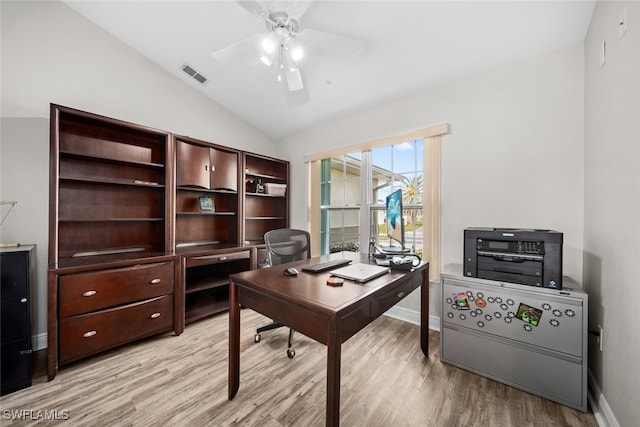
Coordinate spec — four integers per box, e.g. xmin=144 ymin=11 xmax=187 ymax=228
xmin=370 ymin=140 xmax=424 ymax=255
xmin=308 ymin=124 xmax=448 ymax=281
xmin=320 ymin=153 xmax=361 ymax=254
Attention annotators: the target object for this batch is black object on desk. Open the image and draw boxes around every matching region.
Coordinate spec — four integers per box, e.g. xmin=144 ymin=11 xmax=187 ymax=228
xmin=300 ymin=258 xmax=352 ymax=273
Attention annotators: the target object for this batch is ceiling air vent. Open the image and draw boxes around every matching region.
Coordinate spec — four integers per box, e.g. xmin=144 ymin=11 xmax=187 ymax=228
xmin=181 ymin=64 xmax=208 ymax=85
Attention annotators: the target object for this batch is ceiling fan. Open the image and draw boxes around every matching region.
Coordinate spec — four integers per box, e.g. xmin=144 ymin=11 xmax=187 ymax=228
xmin=212 ymin=0 xmax=364 ymax=93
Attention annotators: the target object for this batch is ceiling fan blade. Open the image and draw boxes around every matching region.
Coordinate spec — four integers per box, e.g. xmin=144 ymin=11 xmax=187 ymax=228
xmin=212 ymin=34 xmax=261 ymax=64
xmin=281 ymin=68 xmax=310 ymax=106
xmin=285 ymin=66 xmax=304 ymax=91
xmin=302 ymin=28 xmax=365 ymax=60
xmin=287 ymin=0 xmax=314 ymax=20
xmin=236 ymin=0 xmax=268 ymax=18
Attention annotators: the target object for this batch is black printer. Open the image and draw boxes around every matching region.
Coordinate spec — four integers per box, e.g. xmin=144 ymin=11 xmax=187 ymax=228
xmin=463 ymin=227 xmax=563 ymax=289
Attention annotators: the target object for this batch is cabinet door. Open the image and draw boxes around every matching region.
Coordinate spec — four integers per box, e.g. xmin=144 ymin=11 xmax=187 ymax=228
xmin=176 ymin=141 xmax=210 ymax=189
xmin=210 ymin=148 xmax=238 ymax=191
xmin=1 ymin=299 xmax=30 ymax=343
xmin=0 ymin=252 xmax=30 ymax=343
xmin=0 ymin=252 xmax=28 ymax=299
xmin=1 ymin=340 xmax=32 ymax=395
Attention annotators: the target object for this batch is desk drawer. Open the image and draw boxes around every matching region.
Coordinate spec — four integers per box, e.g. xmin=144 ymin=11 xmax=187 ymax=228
xmin=186 ymin=250 xmax=251 ymax=268
xmin=59 ymin=295 xmax=173 ymax=364
xmin=371 ymin=274 xmax=420 ymax=319
xmin=59 ymin=261 xmax=174 ymax=318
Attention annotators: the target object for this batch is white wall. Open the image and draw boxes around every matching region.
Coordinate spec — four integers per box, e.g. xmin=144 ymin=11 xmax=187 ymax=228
xmin=0 ymin=0 xmax=274 ymax=345
xmin=584 ymin=2 xmax=640 ymax=426
xmin=1 ymin=118 xmax=50 ymax=348
xmin=277 ymin=43 xmax=585 ymax=316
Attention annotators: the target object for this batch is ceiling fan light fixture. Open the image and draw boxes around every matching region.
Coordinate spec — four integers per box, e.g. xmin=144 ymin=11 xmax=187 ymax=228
xmin=261 ymin=37 xmax=275 ymax=54
xmin=291 ymin=47 xmax=303 ymax=62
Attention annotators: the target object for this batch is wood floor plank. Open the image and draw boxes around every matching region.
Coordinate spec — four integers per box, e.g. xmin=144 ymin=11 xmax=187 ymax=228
xmin=0 ymin=310 xmax=597 ymax=426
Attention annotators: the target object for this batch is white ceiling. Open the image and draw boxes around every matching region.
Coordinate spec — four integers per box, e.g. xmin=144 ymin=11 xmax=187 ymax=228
xmin=62 ymin=0 xmax=595 ymax=139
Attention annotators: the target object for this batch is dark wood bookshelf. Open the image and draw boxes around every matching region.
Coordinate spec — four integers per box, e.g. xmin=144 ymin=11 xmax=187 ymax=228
xmin=48 ymin=104 xmax=180 ymax=381
xmin=243 ymin=153 xmax=289 ymax=247
xmin=47 ymin=104 xmax=289 ymax=378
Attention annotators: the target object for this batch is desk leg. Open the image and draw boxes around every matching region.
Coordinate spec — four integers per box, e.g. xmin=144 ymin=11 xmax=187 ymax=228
xmin=326 ymin=320 xmax=341 ymax=427
xmin=420 ymin=267 xmax=430 ymax=356
xmin=228 ymin=278 xmax=240 ymax=400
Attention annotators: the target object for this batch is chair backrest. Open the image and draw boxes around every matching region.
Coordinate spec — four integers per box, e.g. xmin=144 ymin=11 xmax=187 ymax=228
xmin=264 ymin=229 xmax=311 ymax=266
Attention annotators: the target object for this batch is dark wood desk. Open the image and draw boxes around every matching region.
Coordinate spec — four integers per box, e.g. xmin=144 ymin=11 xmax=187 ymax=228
xmin=228 ymin=252 xmax=429 ymax=427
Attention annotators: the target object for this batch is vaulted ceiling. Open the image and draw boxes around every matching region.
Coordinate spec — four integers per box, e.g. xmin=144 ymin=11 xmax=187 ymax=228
xmin=62 ymin=1 xmax=595 ymax=139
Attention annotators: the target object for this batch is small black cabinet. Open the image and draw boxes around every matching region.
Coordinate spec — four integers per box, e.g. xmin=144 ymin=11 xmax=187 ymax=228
xmin=1 ymin=245 xmax=35 ymax=396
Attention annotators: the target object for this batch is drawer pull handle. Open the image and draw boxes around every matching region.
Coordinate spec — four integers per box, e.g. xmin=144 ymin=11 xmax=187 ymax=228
xmin=150 ymin=278 xmax=161 ymax=284
xmin=219 ymin=256 xmax=227 ymax=261
xmin=150 ymin=312 xmax=161 ymax=319
xmin=83 ymin=331 xmax=97 ymax=338
xmin=83 ymin=290 xmax=97 ymax=297
xmin=396 ymin=291 xmax=405 ymax=298
xmin=20 ymin=297 xmax=28 ymax=303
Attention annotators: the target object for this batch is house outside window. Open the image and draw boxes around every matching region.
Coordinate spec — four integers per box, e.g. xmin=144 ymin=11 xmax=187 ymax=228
xmin=320 ymin=140 xmax=424 ymax=256
xmin=320 ymin=153 xmax=362 ymax=254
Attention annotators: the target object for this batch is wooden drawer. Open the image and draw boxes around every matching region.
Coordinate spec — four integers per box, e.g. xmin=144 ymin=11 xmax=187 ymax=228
xmin=59 ymin=295 xmax=173 ymax=364
xmin=59 ymin=261 xmax=174 ymax=318
xmin=371 ymin=274 xmax=421 ymax=319
xmin=186 ymin=250 xmax=250 ymax=268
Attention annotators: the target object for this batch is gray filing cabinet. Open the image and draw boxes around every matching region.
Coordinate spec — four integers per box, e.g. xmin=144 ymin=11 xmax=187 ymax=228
xmin=440 ymin=273 xmax=588 ymax=412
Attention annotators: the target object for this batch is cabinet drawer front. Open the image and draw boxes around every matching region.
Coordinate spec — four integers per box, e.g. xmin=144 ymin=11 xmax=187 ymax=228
xmin=59 ymin=261 xmax=174 ymax=318
xmin=59 ymin=295 xmax=173 ymax=365
xmin=442 ymin=279 xmax=584 ymax=356
xmin=441 ymin=325 xmax=585 ymax=410
xmin=371 ymin=274 xmax=421 ymax=319
xmin=186 ymin=251 xmax=250 ymax=268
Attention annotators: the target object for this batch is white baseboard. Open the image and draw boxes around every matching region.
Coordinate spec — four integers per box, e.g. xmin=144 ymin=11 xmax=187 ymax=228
xmin=588 ymin=369 xmax=619 ymax=427
xmin=384 ymin=306 xmax=440 ymax=332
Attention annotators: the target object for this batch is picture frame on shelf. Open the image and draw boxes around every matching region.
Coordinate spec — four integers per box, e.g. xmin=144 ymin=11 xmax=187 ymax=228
xmin=199 ymin=196 xmax=214 ymax=212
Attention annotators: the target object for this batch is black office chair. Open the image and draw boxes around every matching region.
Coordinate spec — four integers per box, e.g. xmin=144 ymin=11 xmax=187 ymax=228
xmin=254 ymin=228 xmax=311 ymax=358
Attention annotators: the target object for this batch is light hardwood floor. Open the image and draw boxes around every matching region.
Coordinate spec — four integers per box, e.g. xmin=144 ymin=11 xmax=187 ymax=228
xmin=1 ymin=310 xmax=597 ymax=426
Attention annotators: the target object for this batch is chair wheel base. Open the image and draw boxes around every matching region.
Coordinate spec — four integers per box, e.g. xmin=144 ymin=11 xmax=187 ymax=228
xmin=287 ymin=348 xmax=295 ymax=358
xmin=254 ymin=334 xmax=261 ymax=343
